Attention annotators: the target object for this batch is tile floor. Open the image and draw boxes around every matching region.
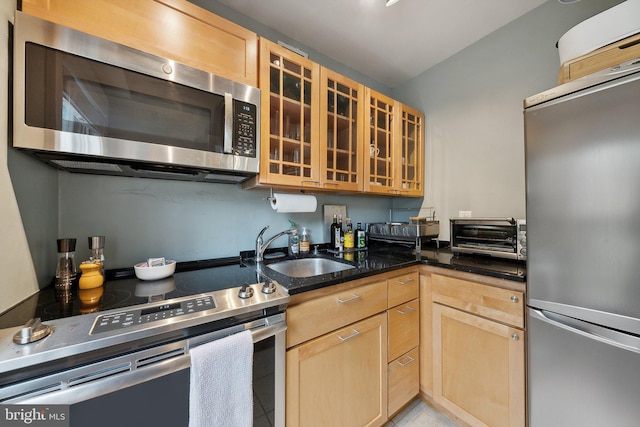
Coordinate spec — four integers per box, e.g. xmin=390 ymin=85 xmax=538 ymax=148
xmin=385 ymin=398 xmax=461 ymax=427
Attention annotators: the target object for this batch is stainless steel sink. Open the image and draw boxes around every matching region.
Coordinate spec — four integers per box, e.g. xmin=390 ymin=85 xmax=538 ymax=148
xmin=264 ymin=258 xmax=355 ymax=278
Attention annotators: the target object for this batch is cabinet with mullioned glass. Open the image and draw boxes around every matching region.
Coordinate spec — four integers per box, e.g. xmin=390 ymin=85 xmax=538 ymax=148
xmin=253 ymin=38 xmax=320 ymax=188
xmin=319 ymin=68 xmax=364 ymax=192
xmin=364 ymin=89 xmax=397 ymax=195
xmin=364 ymin=88 xmax=423 ymax=197
xmin=398 ymin=104 xmax=423 ymax=197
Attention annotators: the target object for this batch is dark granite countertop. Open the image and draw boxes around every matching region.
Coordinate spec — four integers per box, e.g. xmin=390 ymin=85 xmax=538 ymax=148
xmin=0 ymin=243 xmax=525 ymax=328
xmin=243 ymin=243 xmax=526 ymax=295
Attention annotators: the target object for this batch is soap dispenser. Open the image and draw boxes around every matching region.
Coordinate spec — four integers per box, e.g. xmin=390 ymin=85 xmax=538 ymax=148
xmin=300 ymin=227 xmax=310 ymax=254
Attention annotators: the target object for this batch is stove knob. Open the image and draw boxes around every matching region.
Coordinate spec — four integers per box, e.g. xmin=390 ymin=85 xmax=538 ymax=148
xmin=13 ymin=318 xmax=52 ymax=344
xmin=238 ymin=284 xmax=254 ymax=299
xmin=262 ymin=281 xmax=277 ymax=294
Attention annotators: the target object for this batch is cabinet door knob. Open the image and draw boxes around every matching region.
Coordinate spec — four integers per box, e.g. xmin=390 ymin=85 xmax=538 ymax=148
xmin=510 ymin=295 xmax=519 ymax=303
xmin=511 ymin=333 xmax=520 ymax=341
xmin=397 ymin=278 xmax=415 ymax=285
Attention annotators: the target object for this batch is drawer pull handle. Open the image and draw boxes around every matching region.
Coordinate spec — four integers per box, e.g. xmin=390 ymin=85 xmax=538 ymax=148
xmin=337 ymin=294 xmax=361 ymax=304
xmin=397 ymin=278 xmax=415 ymax=285
xmin=511 ymin=333 xmax=520 ymax=341
xmin=397 ymin=306 xmax=415 ymax=315
xmin=510 ymin=295 xmax=520 ymax=303
xmin=338 ymin=329 xmax=360 ymax=342
xmin=397 ymin=356 xmax=415 ymax=367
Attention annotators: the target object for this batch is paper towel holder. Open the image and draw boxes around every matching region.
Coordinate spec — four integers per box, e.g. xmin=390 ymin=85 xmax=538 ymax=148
xmin=266 ymin=187 xmax=276 ymax=203
xmin=265 ymin=188 xmax=318 ymax=213
xmin=264 ymin=187 xmax=311 ymax=203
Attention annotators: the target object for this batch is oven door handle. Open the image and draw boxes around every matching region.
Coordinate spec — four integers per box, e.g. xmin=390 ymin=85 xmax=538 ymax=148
xmin=248 ymin=319 xmax=287 ymax=344
xmin=188 ymin=313 xmax=287 ymax=349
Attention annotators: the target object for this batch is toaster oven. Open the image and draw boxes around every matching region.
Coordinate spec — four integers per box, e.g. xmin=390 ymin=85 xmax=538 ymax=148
xmin=450 ymin=218 xmax=526 ymax=261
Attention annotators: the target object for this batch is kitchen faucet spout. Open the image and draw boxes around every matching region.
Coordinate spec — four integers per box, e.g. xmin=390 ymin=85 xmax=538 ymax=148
xmin=255 ymin=225 xmax=294 ymax=262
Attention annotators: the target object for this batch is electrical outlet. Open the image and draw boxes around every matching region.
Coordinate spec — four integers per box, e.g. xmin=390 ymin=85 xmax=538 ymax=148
xmin=459 ymin=210 xmax=472 ymax=218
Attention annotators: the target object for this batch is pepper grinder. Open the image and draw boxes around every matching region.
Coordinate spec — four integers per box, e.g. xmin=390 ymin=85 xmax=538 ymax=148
xmin=55 ymin=238 xmax=77 ymax=290
xmin=88 ymin=236 xmax=105 ymax=275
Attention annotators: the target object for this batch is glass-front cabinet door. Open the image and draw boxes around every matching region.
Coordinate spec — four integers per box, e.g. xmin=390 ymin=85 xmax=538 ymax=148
xmin=398 ymin=104 xmax=424 ymax=197
xmin=365 ymin=89 xmax=398 ymax=194
xmin=257 ymin=38 xmax=319 ymax=187
xmin=319 ymin=68 xmax=364 ymax=192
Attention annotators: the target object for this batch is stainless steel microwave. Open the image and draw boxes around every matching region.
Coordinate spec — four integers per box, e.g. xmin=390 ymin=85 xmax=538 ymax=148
xmin=450 ymin=217 xmax=527 ymax=261
xmin=12 ymin=12 xmax=260 ymax=183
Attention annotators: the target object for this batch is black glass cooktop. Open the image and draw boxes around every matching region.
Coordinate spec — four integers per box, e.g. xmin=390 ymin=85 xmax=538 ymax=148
xmin=0 ymin=260 xmax=262 ymax=329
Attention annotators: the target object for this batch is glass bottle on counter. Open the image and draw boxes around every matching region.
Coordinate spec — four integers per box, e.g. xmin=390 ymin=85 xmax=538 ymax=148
xmin=356 ymin=223 xmax=366 ymax=248
xmin=335 ymin=215 xmax=344 ymax=251
xmin=300 ymin=228 xmax=310 ymax=254
xmin=288 ymin=220 xmax=300 ymax=256
xmin=330 ymin=215 xmax=339 ymax=249
xmin=344 ymin=218 xmax=354 ymax=250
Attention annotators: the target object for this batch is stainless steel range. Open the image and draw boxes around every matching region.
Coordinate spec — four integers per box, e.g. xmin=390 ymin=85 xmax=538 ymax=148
xmin=0 ymin=261 xmax=288 ymax=427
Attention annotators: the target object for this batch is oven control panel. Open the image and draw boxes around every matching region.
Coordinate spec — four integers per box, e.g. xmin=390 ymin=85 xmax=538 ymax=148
xmin=90 ymin=295 xmax=216 ymax=334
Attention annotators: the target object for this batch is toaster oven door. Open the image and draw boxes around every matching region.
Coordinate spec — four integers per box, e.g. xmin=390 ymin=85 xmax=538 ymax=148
xmin=450 ymin=218 xmax=518 ymax=259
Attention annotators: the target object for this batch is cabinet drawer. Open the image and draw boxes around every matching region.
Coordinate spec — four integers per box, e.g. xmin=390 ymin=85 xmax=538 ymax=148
xmin=432 ymin=274 xmax=524 ymax=328
xmin=287 ymin=280 xmax=387 ymax=348
xmin=388 ymin=271 xmax=419 ymax=308
xmin=388 ymin=347 xmax=419 ymax=417
xmin=388 ymin=299 xmax=419 ymax=361
xmin=22 ymin=0 xmax=258 ymax=86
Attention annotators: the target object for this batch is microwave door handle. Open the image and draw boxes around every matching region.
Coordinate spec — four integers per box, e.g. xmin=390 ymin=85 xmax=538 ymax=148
xmin=223 ymin=92 xmax=233 ymax=154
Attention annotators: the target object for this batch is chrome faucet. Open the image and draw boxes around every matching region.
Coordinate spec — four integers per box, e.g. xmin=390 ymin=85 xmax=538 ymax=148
xmin=255 ymin=225 xmax=294 ymax=262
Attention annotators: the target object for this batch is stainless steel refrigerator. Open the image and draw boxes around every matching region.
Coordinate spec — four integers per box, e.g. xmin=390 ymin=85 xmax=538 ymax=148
xmin=524 ymin=59 xmax=640 ymax=427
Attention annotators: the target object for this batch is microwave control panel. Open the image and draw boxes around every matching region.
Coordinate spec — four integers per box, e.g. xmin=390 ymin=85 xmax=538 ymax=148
xmin=233 ymin=100 xmax=257 ymax=157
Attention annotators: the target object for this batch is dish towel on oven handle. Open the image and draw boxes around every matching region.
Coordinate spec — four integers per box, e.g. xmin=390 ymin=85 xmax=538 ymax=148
xmin=189 ymin=329 xmax=253 ymax=427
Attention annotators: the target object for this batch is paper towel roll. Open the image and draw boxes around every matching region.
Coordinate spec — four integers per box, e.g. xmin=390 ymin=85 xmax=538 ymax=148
xmin=270 ymin=193 xmax=317 ymax=213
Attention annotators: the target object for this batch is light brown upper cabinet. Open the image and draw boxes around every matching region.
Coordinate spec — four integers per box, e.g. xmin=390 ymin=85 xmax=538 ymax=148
xmin=21 ymin=0 xmax=258 ymax=86
xmin=364 ymin=89 xmax=397 ymax=194
xmin=251 ymin=38 xmax=321 ymax=188
xmin=364 ymin=89 xmax=424 ymax=197
xmin=249 ymin=39 xmax=365 ymax=191
xmin=319 ymin=68 xmax=365 ymax=192
xmin=398 ymin=104 xmax=424 ymax=197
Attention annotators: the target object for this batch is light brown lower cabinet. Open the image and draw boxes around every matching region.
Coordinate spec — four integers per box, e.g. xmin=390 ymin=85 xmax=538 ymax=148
xmin=431 ymin=274 xmax=525 ymax=427
xmin=286 ymin=312 xmax=388 ymax=427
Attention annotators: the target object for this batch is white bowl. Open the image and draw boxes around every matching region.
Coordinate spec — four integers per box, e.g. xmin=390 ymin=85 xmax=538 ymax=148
xmin=134 ymin=260 xmax=176 ymax=281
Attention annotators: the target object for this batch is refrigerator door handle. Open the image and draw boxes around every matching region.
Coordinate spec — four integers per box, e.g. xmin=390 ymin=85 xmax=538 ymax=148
xmin=530 ymin=308 xmax=640 ymax=354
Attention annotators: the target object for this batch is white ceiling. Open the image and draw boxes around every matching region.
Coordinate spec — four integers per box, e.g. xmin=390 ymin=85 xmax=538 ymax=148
xmin=217 ymin=0 xmax=549 ymax=88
